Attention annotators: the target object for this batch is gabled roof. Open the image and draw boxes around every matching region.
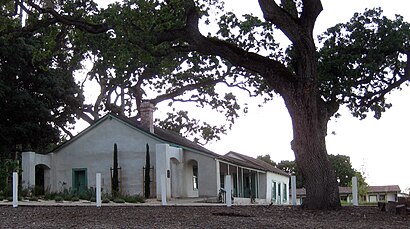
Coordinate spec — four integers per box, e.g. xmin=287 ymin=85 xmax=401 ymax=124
xmin=368 ymin=185 xmax=401 ymax=193
xmin=219 ymin=151 xmax=290 ymax=177
xmin=52 ymin=113 xmax=218 ymax=157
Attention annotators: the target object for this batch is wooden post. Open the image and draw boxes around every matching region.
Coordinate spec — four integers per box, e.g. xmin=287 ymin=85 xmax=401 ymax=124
xmin=13 ymin=172 xmax=18 ymax=208
xmin=96 ymin=173 xmax=101 ymax=208
xmin=352 ymin=176 xmax=359 ymax=206
xmin=225 ymin=175 xmax=232 ymax=207
xmin=291 ymin=175 xmax=297 ymax=205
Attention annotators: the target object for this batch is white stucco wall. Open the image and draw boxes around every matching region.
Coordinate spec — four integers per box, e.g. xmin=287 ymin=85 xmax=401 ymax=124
xmin=51 ymin=117 xmax=161 ymax=196
xmin=184 ymin=150 xmax=218 ymax=197
xmin=266 ymin=172 xmax=290 ymax=204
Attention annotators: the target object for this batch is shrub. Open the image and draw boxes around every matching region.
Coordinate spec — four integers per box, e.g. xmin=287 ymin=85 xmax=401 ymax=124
xmin=28 ymin=196 xmax=38 ymax=201
xmin=90 ymin=197 xmax=96 ymax=202
xmin=102 ymin=198 xmax=110 ymax=203
xmin=113 ymin=198 xmax=125 ymax=203
xmin=0 ymin=195 xmax=4 ymax=200
xmin=123 ymin=194 xmax=145 ymax=203
xmin=54 ymin=196 xmax=63 ymax=202
xmin=71 ymin=196 xmax=80 ymax=202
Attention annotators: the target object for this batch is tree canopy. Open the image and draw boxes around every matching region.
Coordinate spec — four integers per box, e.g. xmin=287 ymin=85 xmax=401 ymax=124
xmin=0 ymin=5 xmax=83 ymax=156
xmin=2 ymin=0 xmax=409 ymax=209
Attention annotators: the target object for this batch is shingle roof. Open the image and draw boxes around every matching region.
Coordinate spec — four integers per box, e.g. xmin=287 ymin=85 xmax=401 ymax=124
xmin=52 ymin=114 xmax=218 ymax=157
xmin=368 ymin=185 xmax=401 ymax=193
xmin=219 ymin=151 xmax=290 ymax=177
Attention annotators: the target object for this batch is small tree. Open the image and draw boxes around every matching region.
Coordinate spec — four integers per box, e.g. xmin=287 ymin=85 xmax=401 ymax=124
xmin=112 ymin=143 xmax=119 ymax=197
xmin=144 ymin=144 xmax=151 ymax=199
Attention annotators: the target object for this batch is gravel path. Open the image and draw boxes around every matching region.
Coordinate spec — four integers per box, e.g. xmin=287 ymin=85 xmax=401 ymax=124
xmin=1 ymin=205 xmax=409 ymax=228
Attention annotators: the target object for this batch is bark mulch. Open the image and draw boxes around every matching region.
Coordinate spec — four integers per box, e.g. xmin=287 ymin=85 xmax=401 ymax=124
xmin=0 ymin=205 xmax=409 ymax=228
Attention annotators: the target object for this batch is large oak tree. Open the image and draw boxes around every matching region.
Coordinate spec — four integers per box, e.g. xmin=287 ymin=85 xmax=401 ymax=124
xmin=145 ymin=0 xmax=409 ymax=209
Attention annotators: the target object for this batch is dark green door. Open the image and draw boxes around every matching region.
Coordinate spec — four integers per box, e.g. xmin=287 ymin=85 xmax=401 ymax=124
xmin=73 ymin=169 xmax=87 ymax=194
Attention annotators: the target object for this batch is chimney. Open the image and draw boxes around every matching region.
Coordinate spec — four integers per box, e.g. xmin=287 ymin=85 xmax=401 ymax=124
xmin=140 ymin=102 xmax=155 ymax=133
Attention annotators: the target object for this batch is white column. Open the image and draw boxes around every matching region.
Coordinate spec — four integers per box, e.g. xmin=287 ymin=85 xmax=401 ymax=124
xmin=13 ymin=172 xmax=18 ymax=208
xmin=225 ymin=175 xmax=232 ymax=207
xmin=161 ymin=174 xmax=167 ymax=206
xmin=291 ymin=175 xmax=297 ymax=205
xmin=96 ymin=173 xmax=102 ymax=207
xmin=21 ymin=151 xmax=35 ymax=189
xmin=215 ymin=160 xmax=221 ymax=195
xmin=352 ymin=176 xmax=359 ymax=206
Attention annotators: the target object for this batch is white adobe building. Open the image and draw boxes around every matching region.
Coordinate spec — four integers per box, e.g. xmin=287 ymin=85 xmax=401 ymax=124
xmin=22 ymin=102 xmax=289 ymax=204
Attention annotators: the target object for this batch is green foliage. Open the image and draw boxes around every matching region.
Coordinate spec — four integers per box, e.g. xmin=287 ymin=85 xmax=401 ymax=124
xmin=54 ymin=196 xmax=63 ymax=202
xmin=0 ymin=159 xmax=20 ymax=195
xmin=328 ymin=154 xmax=356 ymax=186
xmin=0 ymin=9 xmax=83 ymax=156
xmin=256 ymin=154 xmax=276 ymax=166
xmin=123 ymin=194 xmax=145 ymax=203
xmin=318 ymin=8 xmax=410 ymax=119
xmin=113 ymin=198 xmax=125 ymax=203
xmin=276 ymin=154 xmax=361 ymax=189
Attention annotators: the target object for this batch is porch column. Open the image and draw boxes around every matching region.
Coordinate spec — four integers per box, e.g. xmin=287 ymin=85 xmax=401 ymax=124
xmin=236 ymin=166 xmax=239 ymax=197
xmin=241 ymin=168 xmax=244 ymax=198
xmin=215 ymin=160 xmax=221 ymax=195
xmin=256 ymin=172 xmax=259 ymax=198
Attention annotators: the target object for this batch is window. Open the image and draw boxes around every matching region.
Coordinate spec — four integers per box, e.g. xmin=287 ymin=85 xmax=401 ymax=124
xmin=271 ymin=181 xmax=277 ymax=202
xmin=193 ymin=165 xmax=198 ymax=190
xmin=378 ymin=194 xmax=386 ymax=201
xmin=283 ymin=183 xmax=287 ymax=202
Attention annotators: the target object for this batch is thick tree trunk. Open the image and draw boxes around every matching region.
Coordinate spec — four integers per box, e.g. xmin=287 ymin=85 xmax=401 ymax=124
xmin=283 ymin=84 xmax=340 ymax=209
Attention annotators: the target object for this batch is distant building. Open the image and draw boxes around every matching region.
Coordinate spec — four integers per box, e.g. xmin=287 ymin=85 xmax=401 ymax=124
xmin=292 ymin=185 xmax=401 ymax=205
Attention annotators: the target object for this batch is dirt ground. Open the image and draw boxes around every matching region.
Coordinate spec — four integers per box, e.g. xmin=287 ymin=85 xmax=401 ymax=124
xmin=0 ymin=205 xmax=409 ymax=228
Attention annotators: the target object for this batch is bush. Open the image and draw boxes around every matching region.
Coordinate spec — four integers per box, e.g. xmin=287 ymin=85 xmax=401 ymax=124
xmin=113 ymin=198 xmax=125 ymax=203
xmin=54 ymin=196 xmax=63 ymax=202
xmin=0 ymin=195 xmax=4 ymax=200
xmin=102 ymin=198 xmax=110 ymax=203
xmin=28 ymin=196 xmax=39 ymax=201
xmin=71 ymin=196 xmax=80 ymax=202
xmin=90 ymin=197 xmax=96 ymax=202
xmin=123 ymin=194 xmax=145 ymax=203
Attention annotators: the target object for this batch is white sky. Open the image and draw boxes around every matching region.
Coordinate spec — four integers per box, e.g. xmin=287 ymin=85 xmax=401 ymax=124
xmin=91 ymin=0 xmax=410 ymax=192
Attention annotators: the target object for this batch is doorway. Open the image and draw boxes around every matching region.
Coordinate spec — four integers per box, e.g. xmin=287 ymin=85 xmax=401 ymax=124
xmin=72 ymin=168 xmax=87 ymax=194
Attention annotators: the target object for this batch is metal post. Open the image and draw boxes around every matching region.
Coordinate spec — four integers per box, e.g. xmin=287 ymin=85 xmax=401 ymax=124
xmin=225 ymin=175 xmax=232 ymax=207
xmin=352 ymin=176 xmax=359 ymax=206
xmin=96 ymin=173 xmax=101 ymax=207
xmin=161 ymin=174 xmax=167 ymax=206
xmin=13 ymin=172 xmax=18 ymax=208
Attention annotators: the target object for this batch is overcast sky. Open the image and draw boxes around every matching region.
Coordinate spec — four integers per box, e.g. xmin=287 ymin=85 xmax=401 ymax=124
xmin=92 ymin=0 xmax=410 ymax=192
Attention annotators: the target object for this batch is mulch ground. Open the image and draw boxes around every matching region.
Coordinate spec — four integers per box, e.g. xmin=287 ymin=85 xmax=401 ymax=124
xmin=0 ymin=205 xmax=409 ymax=228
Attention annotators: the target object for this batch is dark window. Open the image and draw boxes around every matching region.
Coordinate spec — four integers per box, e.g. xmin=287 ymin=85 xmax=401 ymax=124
xmin=193 ymin=165 xmax=198 ymax=190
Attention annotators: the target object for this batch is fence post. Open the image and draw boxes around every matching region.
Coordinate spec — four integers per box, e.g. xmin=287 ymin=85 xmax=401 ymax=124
xmin=13 ymin=172 xmax=18 ymax=208
xmin=352 ymin=176 xmax=359 ymax=206
xmin=225 ymin=175 xmax=232 ymax=207
xmin=291 ymin=175 xmax=297 ymax=205
xmin=96 ymin=173 xmax=101 ymax=208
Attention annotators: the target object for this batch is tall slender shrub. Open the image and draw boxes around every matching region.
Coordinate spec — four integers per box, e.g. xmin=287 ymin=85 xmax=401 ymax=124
xmin=112 ymin=143 xmax=119 ymax=197
xmin=144 ymin=144 xmax=150 ymax=198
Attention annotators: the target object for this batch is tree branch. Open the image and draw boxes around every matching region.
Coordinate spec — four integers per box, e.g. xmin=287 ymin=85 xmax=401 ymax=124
xmin=148 ymin=78 xmax=223 ymax=105
xmin=157 ymin=0 xmax=296 ymax=95
xmin=26 ymin=0 xmax=111 ymax=34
